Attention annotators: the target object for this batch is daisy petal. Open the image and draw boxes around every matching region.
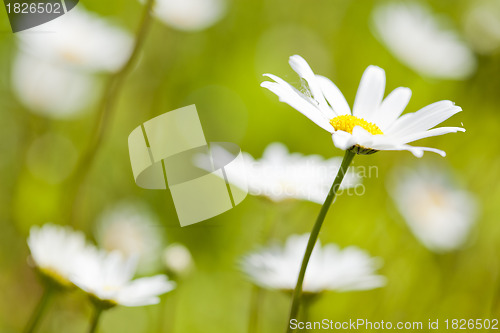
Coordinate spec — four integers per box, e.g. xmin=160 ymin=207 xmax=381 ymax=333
xmin=353 ymin=66 xmax=386 ymax=121
xmin=332 ymin=130 xmax=355 ymax=150
xmin=377 ymin=87 xmax=412 ymax=130
xmin=261 ymin=75 xmax=334 ymax=132
xmin=351 ymin=126 xmax=375 ymax=148
xmin=288 ymin=55 xmax=326 ymax=106
xmin=102 ymin=252 xmax=138 ymax=287
xmin=369 ymin=139 xmax=447 ymax=157
xmin=289 ymin=55 xmax=334 ymax=119
xmin=316 ymin=75 xmax=351 ymax=116
xmin=387 ymin=100 xmax=462 ymax=136
xmin=372 ymin=3 xmax=476 ymax=80
xmin=405 ymin=146 xmax=446 ymax=157
xmin=398 ymin=126 xmax=465 ymax=144
xmin=118 ymin=297 xmax=160 ymax=307
xmin=116 ymin=275 xmax=175 ymax=307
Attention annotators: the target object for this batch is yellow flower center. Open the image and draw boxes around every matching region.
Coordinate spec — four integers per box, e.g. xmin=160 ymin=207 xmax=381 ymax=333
xmin=329 ymin=115 xmax=383 ymax=135
xmin=61 ymin=49 xmax=84 ymax=65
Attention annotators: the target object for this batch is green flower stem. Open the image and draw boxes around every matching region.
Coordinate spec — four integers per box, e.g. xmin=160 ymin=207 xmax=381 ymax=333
xmin=491 ymin=283 xmax=500 ymax=317
xmin=247 ymin=203 xmax=293 ymax=333
xmin=286 ymin=150 xmax=355 ymax=333
xmin=87 ymin=306 xmax=104 ymax=333
xmin=66 ymin=0 xmax=156 ymax=225
xmin=157 ymin=292 xmax=176 ymax=333
xmin=301 ymin=294 xmax=317 ymax=322
xmin=23 ymin=286 xmax=53 ymax=333
xmin=248 ymin=285 xmax=263 ymax=333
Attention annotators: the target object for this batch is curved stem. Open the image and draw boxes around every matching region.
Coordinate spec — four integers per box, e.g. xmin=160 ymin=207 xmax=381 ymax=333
xmin=23 ymin=286 xmax=53 ymax=333
xmin=286 ymin=150 xmax=355 ymax=333
xmin=87 ymin=306 xmax=104 ymax=333
xmin=66 ymin=0 xmax=156 ymax=225
xmin=301 ymin=296 xmax=311 ymax=324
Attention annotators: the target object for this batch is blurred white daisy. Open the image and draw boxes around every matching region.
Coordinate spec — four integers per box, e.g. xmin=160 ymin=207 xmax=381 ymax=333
xmin=148 ymin=0 xmax=226 ymax=31
xmin=95 ymin=202 xmax=163 ymax=275
xmin=262 ymin=55 xmax=465 ymax=157
xmin=162 ymin=243 xmax=194 ymax=278
xmin=27 ymin=224 xmax=95 ymax=288
xmin=372 ymin=3 xmax=476 ymax=80
xmin=12 ymin=53 xmax=96 ymax=118
xmin=463 ymin=1 xmax=500 ymax=55
xmin=195 ymin=142 xmax=360 ymax=204
xmin=243 ymin=143 xmax=360 ymax=203
xmin=241 ymin=234 xmax=386 ymax=293
xmin=71 ymin=251 xmax=175 ymax=308
xmin=12 ymin=7 xmax=131 ymax=117
xmin=16 ymin=6 xmax=133 ymax=73
xmin=388 ymin=166 xmax=478 ymax=253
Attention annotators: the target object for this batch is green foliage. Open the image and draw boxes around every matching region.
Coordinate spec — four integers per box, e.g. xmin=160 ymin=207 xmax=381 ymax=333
xmin=0 ymin=0 xmax=498 ymax=332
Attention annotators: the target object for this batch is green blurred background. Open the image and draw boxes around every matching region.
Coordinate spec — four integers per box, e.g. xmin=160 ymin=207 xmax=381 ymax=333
xmin=0 ymin=0 xmax=499 ymax=332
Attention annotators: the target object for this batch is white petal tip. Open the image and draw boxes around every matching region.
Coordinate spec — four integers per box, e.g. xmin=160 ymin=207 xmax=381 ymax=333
xmin=289 ymin=54 xmax=305 ymax=62
xmin=410 ymin=147 xmax=447 ymax=158
xmin=261 ymin=81 xmax=277 ymax=90
xmin=366 ymin=65 xmax=385 ymax=74
xmin=434 ymin=150 xmax=447 ymax=157
xmin=414 ymin=152 xmax=424 ymax=158
xmin=437 ymin=100 xmax=455 ymax=107
xmin=394 ymin=86 xmax=412 ymax=94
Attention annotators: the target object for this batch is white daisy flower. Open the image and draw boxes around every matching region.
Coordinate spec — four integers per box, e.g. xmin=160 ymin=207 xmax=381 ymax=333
xmin=27 ymin=224 xmax=95 ymax=288
xmin=388 ymin=166 xmax=478 ymax=253
xmin=241 ymin=234 xmax=386 ymax=294
xmin=463 ymin=1 xmax=500 ymax=55
xmin=12 ymin=53 xmax=96 ymax=118
xmin=71 ymin=251 xmax=175 ymax=308
xmin=16 ymin=6 xmax=133 ymax=73
xmin=162 ymin=243 xmax=194 ymax=278
xmin=241 ymin=143 xmax=360 ymax=203
xmin=148 ymin=0 xmax=226 ymax=31
xmin=261 ymin=55 xmax=465 ymax=157
xmin=95 ymin=202 xmax=163 ymax=275
xmin=195 ymin=142 xmax=360 ymax=204
xmin=372 ymin=3 xmax=476 ymax=80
